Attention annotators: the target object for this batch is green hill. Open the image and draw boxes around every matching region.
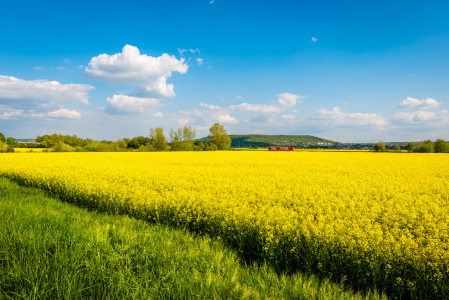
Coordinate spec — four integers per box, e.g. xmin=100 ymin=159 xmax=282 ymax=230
xmin=197 ymin=134 xmax=335 ymax=148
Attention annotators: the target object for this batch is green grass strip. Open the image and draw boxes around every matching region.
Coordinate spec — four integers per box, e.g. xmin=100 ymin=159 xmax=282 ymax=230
xmin=0 ymin=177 xmax=384 ymax=299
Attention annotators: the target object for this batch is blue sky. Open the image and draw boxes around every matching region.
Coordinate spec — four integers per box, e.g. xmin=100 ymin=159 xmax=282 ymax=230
xmin=1 ymin=0 xmax=449 ymax=142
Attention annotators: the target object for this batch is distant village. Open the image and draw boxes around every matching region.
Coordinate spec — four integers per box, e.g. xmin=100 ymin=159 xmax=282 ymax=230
xmin=272 ymin=142 xmax=408 ymax=150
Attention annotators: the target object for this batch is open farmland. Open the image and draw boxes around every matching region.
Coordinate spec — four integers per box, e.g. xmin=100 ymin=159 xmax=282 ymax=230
xmin=1 ymin=152 xmax=448 ymax=299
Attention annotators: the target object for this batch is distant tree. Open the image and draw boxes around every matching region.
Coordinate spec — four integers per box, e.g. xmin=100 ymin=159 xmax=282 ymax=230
xmin=169 ymin=125 xmax=196 ymax=151
xmin=194 ymin=141 xmax=205 ymax=151
xmin=127 ymin=136 xmax=151 ymax=149
xmin=434 ymin=139 xmax=449 ymax=153
xmin=393 ymin=145 xmax=401 ymax=152
xmin=406 ymin=142 xmax=415 ymax=152
xmin=0 ymin=132 xmax=5 ymax=143
xmin=116 ymin=139 xmax=128 ymax=149
xmin=6 ymin=137 xmax=18 ymax=148
xmin=36 ymin=134 xmax=50 ymax=143
xmin=374 ymin=140 xmax=386 ymax=152
xmin=414 ymin=140 xmax=434 ymax=153
xmin=209 ymin=123 xmax=231 ymax=150
xmin=149 ymin=127 xmax=168 ymax=151
xmin=0 ymin=141 xmax=8 ymax=153
xmin=52 ymin=141 xmax=75 ymax=152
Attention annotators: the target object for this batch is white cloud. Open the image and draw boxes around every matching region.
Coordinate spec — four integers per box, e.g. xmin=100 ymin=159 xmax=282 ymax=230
xmin=399 ymin=97 xmax=441 ymax=110
xmin=34 ymin=66 xmax=43 ymax=70
xmin=277 ymin=92 xmax=303 ymax=107
xmin=0 ymin=75 xmax=94 ymax=109
xmin=282 ymin=115 xmax=296 ymax=120
xmin=0 ymin=109 xmax=23 ymax=119
xmin=64 ymin=58 xmax=71 ymax=63
xmin=200 ymin=103 xmax=221 ymax=110
xmin=217 ymin=114 xmax=238 ymax=124
xmin=210 ymin=0 xmax=214 ymax=4
xmin=234 ymin=95 xmax=243 ymax=100
xmin=57 ymin=66 xmax=65 ymax=71
xmin=196 ymin=58 xmax=204 ymax=66
xmin=230 ymin=93 xmax=304 ymax=114
xmin=85 ymin=45 xmax=188 ymax=98
xmin=178 ymin=48 xmax=200 ymax=56
xmin=48 ymin=107 xmax=81 ymax=119
xmin=311 ymin=107 xmax=388 ymax=127
xmin=135 ymin=76 xmax=175 ymax=98
xmin=311 ymin=37 xmax=318 ymax=42
xmin=178 ymin=118 xmax=190 ymax=126
xmin=393 ymin=110 xmax=449 ymax=124
xmin=105 ymin=94 xmax=159 ymax=115
xmin=154 ymin=111 xmax=163 ymax=118
xmin=231 ymin=103 xmax=283 ymax=114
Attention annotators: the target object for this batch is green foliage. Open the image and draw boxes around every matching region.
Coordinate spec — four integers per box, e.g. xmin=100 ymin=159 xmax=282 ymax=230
xmin=149 ymin=127 xmax=168 ymax=151
xmin=6 ymin=146 xmax=15 ymax=153
xmin=52 ymin=141 xmax=75 ymax=152
xmin=393 ymin=145 xmax=401 ymax=152
xmin=0 ymin=132 xmax=5 ymax=142
xmin=116 ymin=139 xmax=128 ymax=149
xmin=36 ymin=134 xmax=50 ymax=143
xmin=374 ymin=141 xmax=386 ymax=152
xmin=169 ymin=125 xmax=196 ymax=151
xmin=434 ymin=139 xmax=449 ymax=153
xmin=414 ymin=140 xmax=434 ymax=153
xmin=406 ymin=142 xmax=415 ymax=152
xmin=203 ymin=142 xmax=218 ymax=151
xmin=125 ymin=136 xmax=151 ymax=149
xmin=194 ymin=141 xmax=205 ymax=151
xmin=209 ymin=123 xmax=232 ymax=150
xmin=6 ymin=137 xmax=18 ymax=148
xmin=0 ymin=141 xmax=8 ymax=153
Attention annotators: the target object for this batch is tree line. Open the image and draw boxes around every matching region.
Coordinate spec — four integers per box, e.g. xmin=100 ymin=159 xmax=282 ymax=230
xmin=374 ymin=139 xmax=449 ymax=153
xmin=0 ymin=123 xmax=232 ymax=153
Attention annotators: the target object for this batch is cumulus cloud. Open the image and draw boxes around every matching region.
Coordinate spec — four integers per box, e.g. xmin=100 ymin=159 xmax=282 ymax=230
xmin=230 ymin=93 xmax=304 ymax=114
xmin=200 ymin=103 xmax=221 ymax=110
xmin=154 ymin=112 xmax=163 ymax=118
xmin=217 ymin=114 xmax=238 ymax=124
xmin=311 ymin=37 xmax=318 ymax=42
xmin=135 ymin=77 xmax=175 ymax=98
xmin=0 ymin=109 xmax=23 ymax=119
xmin=34 ymin=66 xmax=43 ymax=70
xmin=57 ymin=66 xmax=65 ymax=71
xmin=104 ymin=94 xmax=159 ymax=115
xmin=399 ymin=97 xmax=441 ymax=110
xmin=85 ymin=45 xmax=188 ymax=98
xmin=311 ymin=107 xmax=388 ymax=127
xmin=230 ymin=103 xmax=283 ymax=114
xmin=282 ymin=115 xmax=296 ymax=120
xmin=0 ymin=75 xmax=94 ymax=109
xmin=393 ymin=110 xmax=449 ymax=124
xmin=47 ymin=107 xmax=81 ymax=119
xmin=277 ymin=93 xmax=303 ymax=107
xmin=196 ymin=58 xmax=204 ymax=66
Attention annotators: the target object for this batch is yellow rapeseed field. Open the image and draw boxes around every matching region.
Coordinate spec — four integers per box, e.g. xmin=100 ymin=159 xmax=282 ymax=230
xmin=0 ymin=152 xmax=448 ymax=298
